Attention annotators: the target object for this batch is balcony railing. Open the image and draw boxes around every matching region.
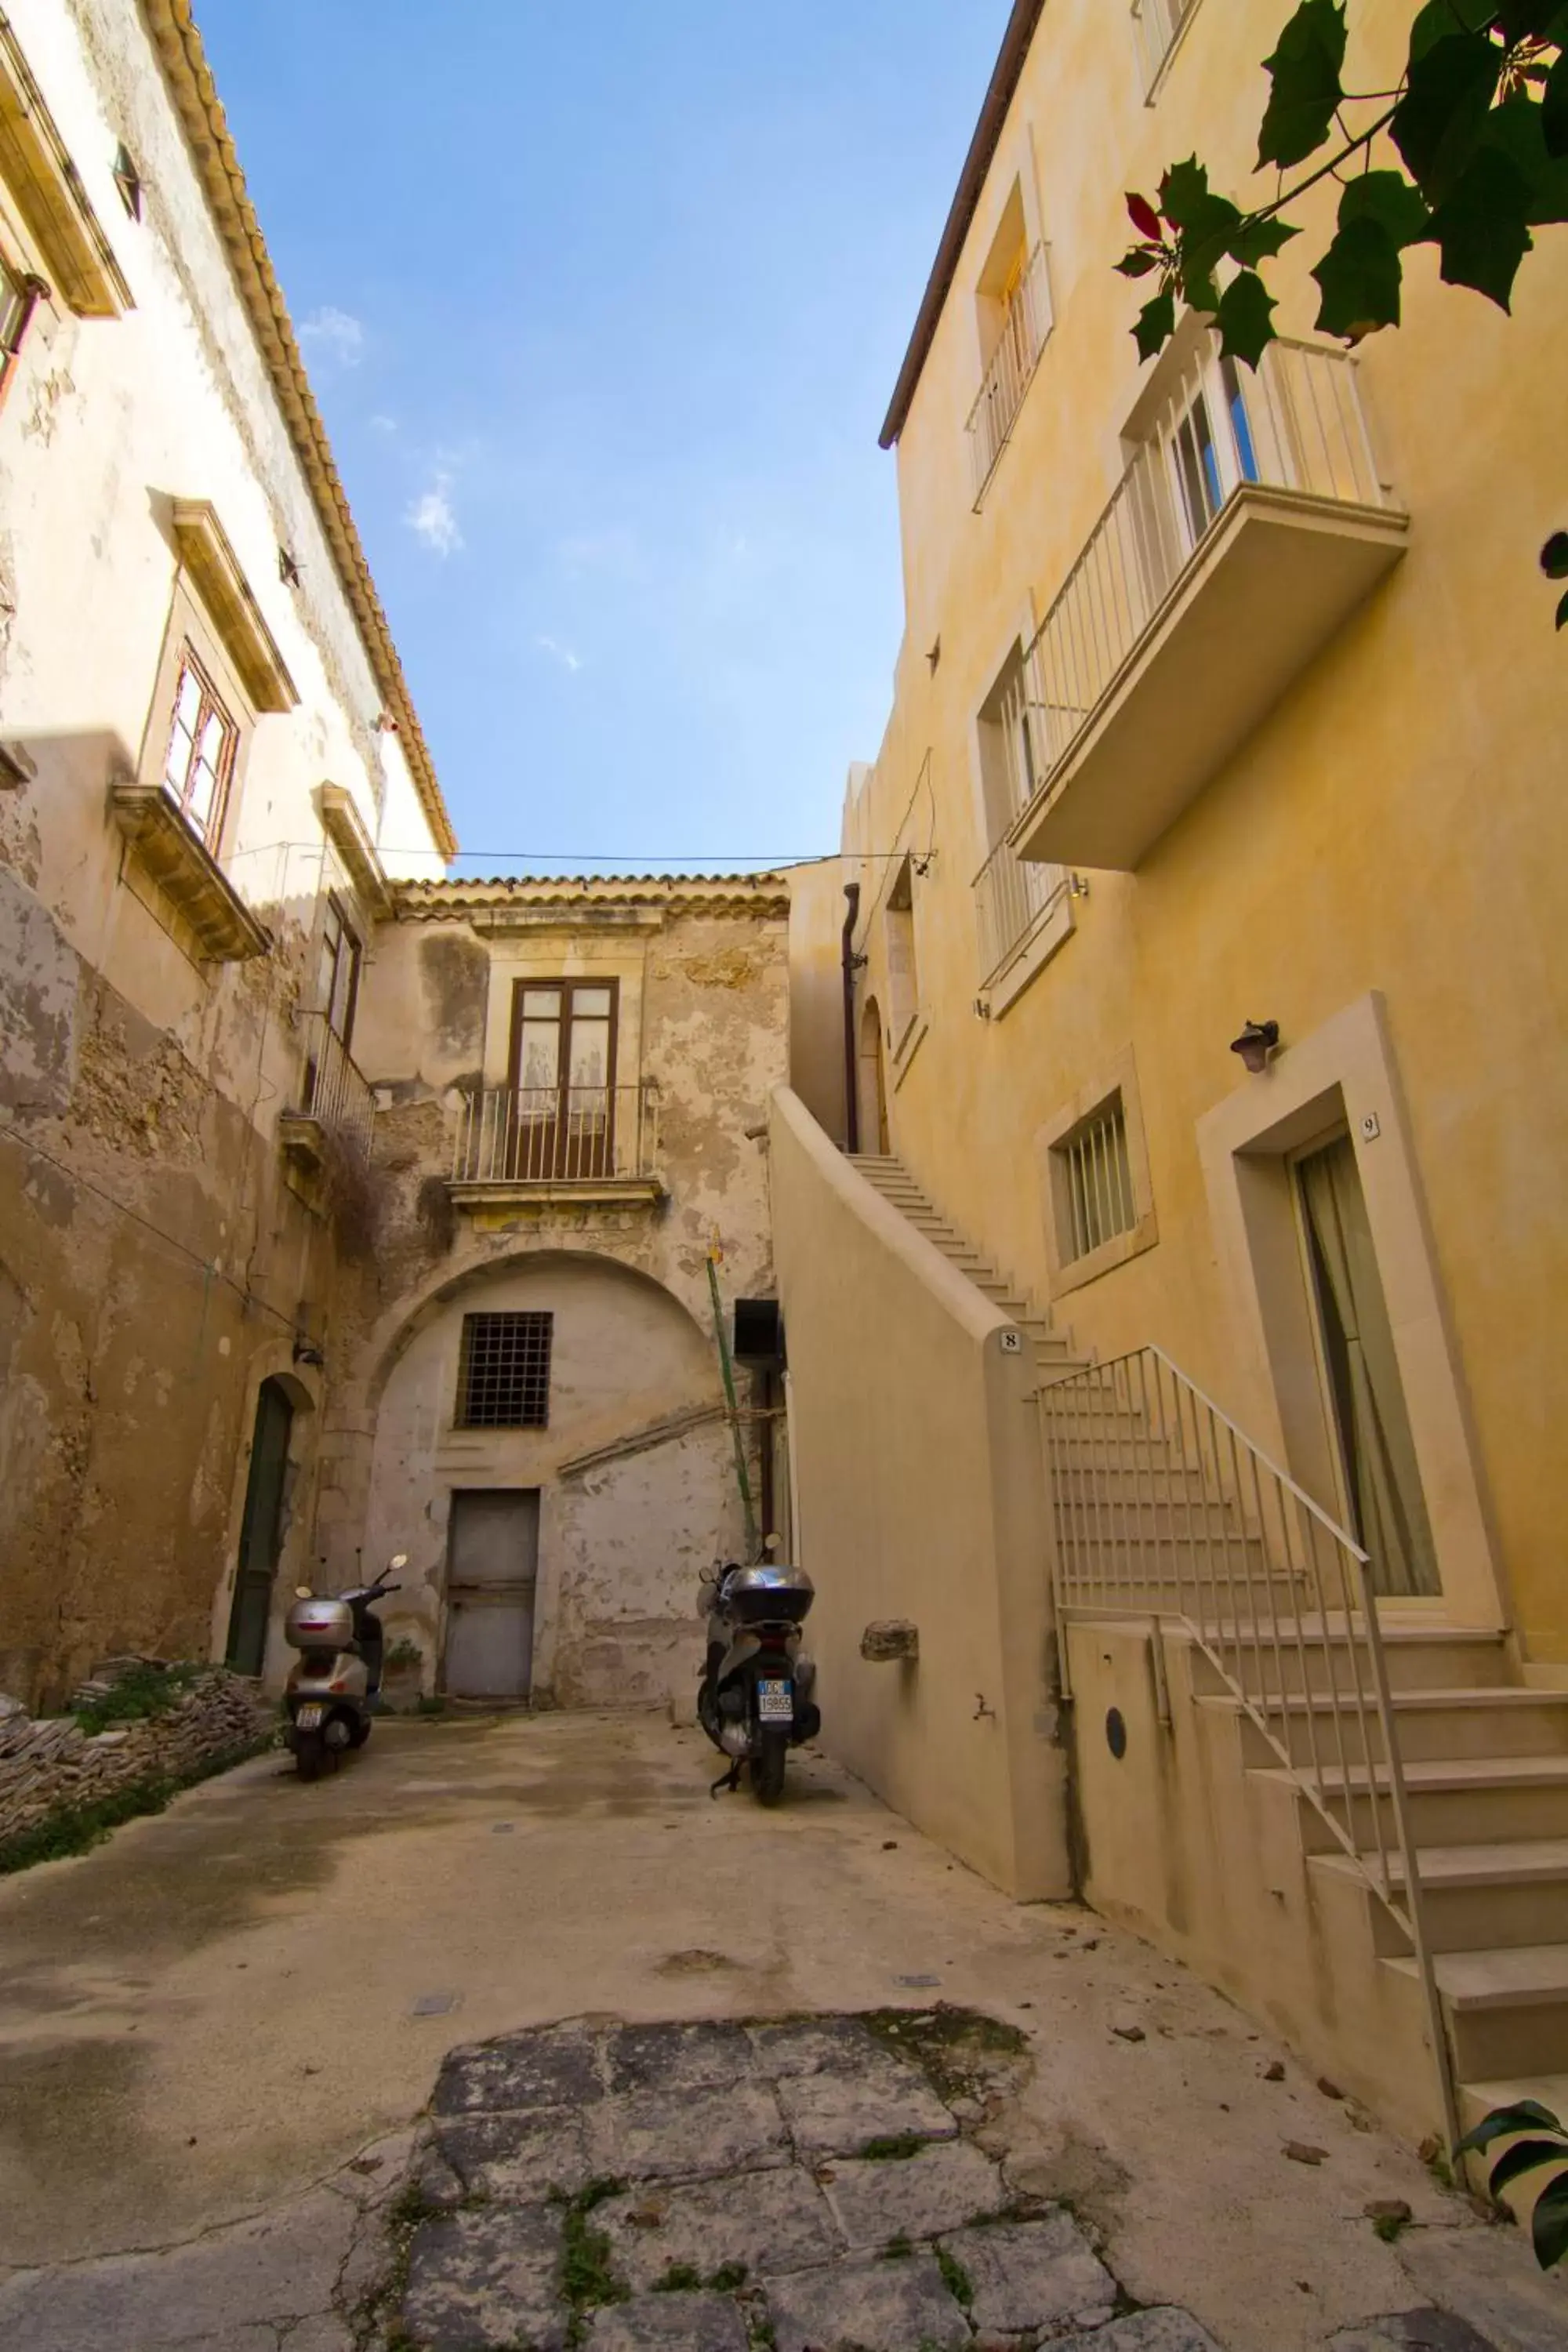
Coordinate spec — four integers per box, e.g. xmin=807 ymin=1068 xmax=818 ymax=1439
xmin=965 ymin=242 xmax=1051 ymax=506
xmin=974 ymin=835 xmax=1070 ymax=989
xmin=1131 ymin=0 xmax=1200 ymax=93
xmin=452 ymin=1083 xmax=661 ymax=1191
xmin=290 ymin=1014 xmax=375 ymax=1163
xmin=1007 ymin=332 xmax=1405 ymax=869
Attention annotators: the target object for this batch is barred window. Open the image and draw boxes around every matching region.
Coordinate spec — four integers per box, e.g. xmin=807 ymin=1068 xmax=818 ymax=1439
xmin=456 ymin=1312 xmax=553 ymax=1428
xmin=1054 ymin=1095 xmax=1136 ymax=1264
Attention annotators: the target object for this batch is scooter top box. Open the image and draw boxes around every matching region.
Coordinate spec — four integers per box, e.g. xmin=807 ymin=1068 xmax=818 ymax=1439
xmin=285 ymin=1595 xmax=354 ymax=1650
xmin=723 ymin=1565 xmax=815 ymax=1626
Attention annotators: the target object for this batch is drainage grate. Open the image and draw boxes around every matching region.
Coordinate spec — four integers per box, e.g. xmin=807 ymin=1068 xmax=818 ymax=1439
xmin=410 ymin=1991 xmax=463 ymax=2018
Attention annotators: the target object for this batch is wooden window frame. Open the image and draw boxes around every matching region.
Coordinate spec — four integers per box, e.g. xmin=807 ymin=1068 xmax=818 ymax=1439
xmin=0 ymin=241 xmax=45 ymax=412
xmin=161 ymin=643 xmax=240 ymax=851
xmin=505 ymin=976 xmax=621 ymax=1181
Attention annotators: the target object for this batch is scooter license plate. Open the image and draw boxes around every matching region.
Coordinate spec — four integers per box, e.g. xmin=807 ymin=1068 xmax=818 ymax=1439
xmin=295 ymin=1704 xmax=325 ymax=1730
xmin=757 ymin=1679 xmax=793 ymax=1723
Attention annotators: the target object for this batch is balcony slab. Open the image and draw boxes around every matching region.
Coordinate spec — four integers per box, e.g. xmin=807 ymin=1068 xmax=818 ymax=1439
xmin=1010 ymin=485 xmax=1409 ymax=873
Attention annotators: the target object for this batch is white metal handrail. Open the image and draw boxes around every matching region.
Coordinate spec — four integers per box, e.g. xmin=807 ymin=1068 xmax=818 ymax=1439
xmin=1131 ymin=0 xmax=1200 ymax=93
xmin=452 ymin=1082 xmax=660 ymax=1186
xmin=972 ymin=834 xmax=1070 ymax=986
xmin=1040 ymin=1344 xmax=1459 ymax=2147
xmin=1010 ymin=334 xmax=1390 ymax=813
xmin=296 ymin=1014 xmax=375 ymax=1163
xmin=966 ymin=242 xmax=1052 ymax=505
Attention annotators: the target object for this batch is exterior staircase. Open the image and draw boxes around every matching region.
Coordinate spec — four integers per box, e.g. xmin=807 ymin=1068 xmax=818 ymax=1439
xmin=847 ymin=1154 xmax=1079 ymax=1381
xmin=1043 ymin=1347 xmax=1568 ymax=2181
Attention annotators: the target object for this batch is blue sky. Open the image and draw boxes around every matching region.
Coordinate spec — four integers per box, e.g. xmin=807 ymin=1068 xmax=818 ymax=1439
xmin=196 ymin=1 xmax=1013 ymax=873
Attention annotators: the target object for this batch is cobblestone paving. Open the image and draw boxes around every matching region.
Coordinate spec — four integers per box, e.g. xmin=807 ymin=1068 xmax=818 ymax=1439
xmin=375 ymin=2010 xmax=1222 ymax=2352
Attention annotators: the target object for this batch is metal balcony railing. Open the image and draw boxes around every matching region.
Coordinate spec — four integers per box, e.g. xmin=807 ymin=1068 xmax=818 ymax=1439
xmin=1131 ymin=0 xmax=1200 ymax=92
xmin=973 ymin=834 xmax=1070 ymax=987
xmin=1008 ymin=335 xmax=1391 ymax=807
xmin=1040 ymin=1345 xmax=1459 ymax=2148
xmin=966 ymin=243 xmax=1051 ymax=505
xmin=294 ymin=1014 xmax=375 ymax=1162
xmin=452 ymin=1082 xmax=661 ymax=1187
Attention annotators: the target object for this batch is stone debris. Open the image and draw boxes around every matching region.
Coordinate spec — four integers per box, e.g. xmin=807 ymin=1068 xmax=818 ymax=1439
xmin=1286 ymin=2142 xmax=1331 ymax=2166
xmin=381 ymin=2013 xmax=1228 ymax=2352
xmin=0 ymin=1666 xmax=269 ymax=1853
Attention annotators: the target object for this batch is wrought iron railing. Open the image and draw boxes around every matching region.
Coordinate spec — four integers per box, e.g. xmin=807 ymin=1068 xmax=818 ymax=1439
xmin=451 ymin=1082 xmax=661 ymax=1187
xmin=1007 ymin=335 xmax=1391 ymax=814
xmin=1131 ymin=0 xmax=1200 ymax=92
xmin=1039 ymin=1344 xmax=1459 ymax=2147
xmin=973 ymin=834 xmax=1070 ymax=986
xmin=295 ymin=1014 xmax=375 ymax=1162
xmin=966 ymin=242 xmax=1052 ymax=505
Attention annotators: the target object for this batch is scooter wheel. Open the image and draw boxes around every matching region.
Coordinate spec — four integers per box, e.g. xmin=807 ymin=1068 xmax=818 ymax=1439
xmin=751 ymin=1729 xmax=788 ymax=1807
xmin=348 ymin=1718 xmax=372 ymax=1749
xmin=296 ymin=1730 xmax=330 ymax=1781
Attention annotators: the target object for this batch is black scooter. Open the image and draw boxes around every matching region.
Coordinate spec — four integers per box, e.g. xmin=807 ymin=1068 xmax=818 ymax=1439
xmin=697 ymin=1555 xmax=820 ymax=1805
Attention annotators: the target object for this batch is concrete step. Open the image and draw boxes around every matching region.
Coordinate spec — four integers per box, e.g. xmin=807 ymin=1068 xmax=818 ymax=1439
xmin=1187 ymin=1628 xmax=1512 ymax=1699
xmin=1385 ymin=1943 xmax=1568 ymax=2079
xmin=1262 ymin=1754 xmax=1568 ymax=1853
xmin=1057 ymin=1497 xmax=1250 ymax=1541
xmin=1229 ymin=1689 xmax=1568 ymax=1769
xmin=1313 ymin=1841 xmax=1568 ymax=1955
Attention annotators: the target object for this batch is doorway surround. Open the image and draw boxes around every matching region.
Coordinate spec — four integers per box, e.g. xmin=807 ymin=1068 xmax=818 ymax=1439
xmin=1195 ymin=990 xmax=1505 ymax=1632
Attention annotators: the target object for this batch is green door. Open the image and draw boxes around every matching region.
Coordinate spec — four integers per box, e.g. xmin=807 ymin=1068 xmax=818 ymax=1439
xmin=225 ymin=1380 xmax=295 ymax=1674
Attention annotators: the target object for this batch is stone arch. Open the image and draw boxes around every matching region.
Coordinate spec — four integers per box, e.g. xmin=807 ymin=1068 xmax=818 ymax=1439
xmin=858 ymin=995 xmax=890 ymax=1156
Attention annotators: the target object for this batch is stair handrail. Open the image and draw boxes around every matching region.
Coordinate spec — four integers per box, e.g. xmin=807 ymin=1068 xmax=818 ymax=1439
xmin=1038 ymin=1341 xmax=1460 ymax=2149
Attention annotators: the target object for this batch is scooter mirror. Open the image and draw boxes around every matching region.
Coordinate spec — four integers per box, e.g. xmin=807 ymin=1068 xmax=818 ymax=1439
xmin=294 ymin=1584 xmax=313 ymax=1599
xmin=389 ymin=1553 xmax=409 ymax=1570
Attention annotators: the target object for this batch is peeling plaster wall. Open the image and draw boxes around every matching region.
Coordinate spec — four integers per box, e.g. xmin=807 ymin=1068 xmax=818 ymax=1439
xmin=326 ymin=892 xmax=791 ymax=1711
xmin=0 ymin=7 xmax=445 ymax=1704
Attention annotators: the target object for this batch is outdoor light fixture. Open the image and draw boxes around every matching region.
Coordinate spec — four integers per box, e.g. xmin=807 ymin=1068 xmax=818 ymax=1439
xmin=1229 ymin=1018 xmax=1280 ymax=1074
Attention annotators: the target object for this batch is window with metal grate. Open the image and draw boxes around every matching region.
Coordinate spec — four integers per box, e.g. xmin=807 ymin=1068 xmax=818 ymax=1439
xmin=1055 ymin=1096 xmax=1137 ymax=1264
xmin=456 ymin=1312 xmax=554 ymax=1428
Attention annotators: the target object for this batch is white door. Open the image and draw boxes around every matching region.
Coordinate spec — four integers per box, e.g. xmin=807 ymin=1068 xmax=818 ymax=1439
xmin=444 ymin=1490 xmax=540 ymax=1699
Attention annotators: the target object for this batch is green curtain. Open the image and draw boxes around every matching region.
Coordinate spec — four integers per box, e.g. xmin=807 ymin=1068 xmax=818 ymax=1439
xmin=1298 ymin=1137 xmax=1440 ymax=1599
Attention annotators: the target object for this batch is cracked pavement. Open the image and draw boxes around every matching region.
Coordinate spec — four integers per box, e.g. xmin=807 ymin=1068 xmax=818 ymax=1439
xmin=1 ymin=1712 xmax=1565 ymax=2350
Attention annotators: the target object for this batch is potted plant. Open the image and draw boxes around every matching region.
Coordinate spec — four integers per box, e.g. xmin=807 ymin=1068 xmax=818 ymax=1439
xmin=381 ymin=1637 xmax=425 ymax=1712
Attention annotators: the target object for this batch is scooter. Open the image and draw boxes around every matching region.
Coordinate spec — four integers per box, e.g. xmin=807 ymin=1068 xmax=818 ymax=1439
xmin=696 ymin=1551 xmax=820 ymax=1805
xmin=282 ymin=1555 xmax=405 ymax=1780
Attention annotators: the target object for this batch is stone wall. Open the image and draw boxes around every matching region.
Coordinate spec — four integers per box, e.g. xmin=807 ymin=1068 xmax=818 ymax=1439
xmin=0 ymin=1666 xmax=270 ymax=1859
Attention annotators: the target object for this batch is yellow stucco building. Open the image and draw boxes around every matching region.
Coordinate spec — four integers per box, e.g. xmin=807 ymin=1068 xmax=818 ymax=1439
xmin=776 ymin=0 xmax=1568 ymax=2150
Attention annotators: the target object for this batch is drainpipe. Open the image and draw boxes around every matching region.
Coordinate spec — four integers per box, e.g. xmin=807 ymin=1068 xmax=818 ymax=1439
xmin=841 ymin=882 xmax=861 ymax=1155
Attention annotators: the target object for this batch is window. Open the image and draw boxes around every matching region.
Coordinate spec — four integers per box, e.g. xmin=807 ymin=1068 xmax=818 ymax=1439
xmin=456 ymin=1312 xmax=554 ymax=1429
xmin=0 ymin=248 xmax=42 ymax=401
xmin=162 ymin=648 xmax=238 ymax=848
xmin=1054 ymin=1096 xmax=1137 ymax=1263
xmin=977 ymin=643 xmax=1038 ymax=850
xmin=1165 ymin=353 xmax=1258 ymax=549
xmin=1131 ymin=0 xmax=1201 ymax=94
xmin=506 ymin=978 xmax=619 ymax=1178
xmin=967 ymin=180 xmax=1051 ymax=500
xmin=314 ymin=897 xmax=361 ymax=1048
xmin=885 ymin=856 xmax=920 ymax=1053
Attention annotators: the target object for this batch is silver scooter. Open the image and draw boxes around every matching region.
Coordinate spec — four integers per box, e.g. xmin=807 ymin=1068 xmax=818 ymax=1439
xmin=282 ymin=1554 xmax=405 ymax=1780
xmin=696 ymin=1548 xmax=819 ymax=1804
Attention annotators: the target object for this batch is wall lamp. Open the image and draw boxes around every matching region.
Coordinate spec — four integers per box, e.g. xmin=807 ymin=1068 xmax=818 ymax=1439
xmin=1229 ymin=1018 xmax=1280 ymax=1075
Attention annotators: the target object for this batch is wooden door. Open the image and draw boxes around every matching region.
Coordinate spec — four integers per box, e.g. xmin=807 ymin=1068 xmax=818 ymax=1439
xmin=444 ymin=1490 xmax=540 ymax=1700
xmin=507 ymin=980 xmax=618 ymax=1178
xmin=225 ymin=1380 xmax=293 ymax=1675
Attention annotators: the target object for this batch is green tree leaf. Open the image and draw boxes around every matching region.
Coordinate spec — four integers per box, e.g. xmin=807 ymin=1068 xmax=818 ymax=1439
xmin=1338 ymin=169 xmax=1433 ymax=247
xmin=1542 ymin=531 xmax=1568 ymax=579
xmin=1216 ymin=270 xmax=1279 ymax=365
xmin=1134 ymin=289 xmax=1176 ymax=361
xmin=1532 ymin=2172 xmax=1568 ymax=2269
xmin=1229 ymin=215 xmax=1302 ymax=266
xmin=1557 ymin=588 xmax=1568 ymax=630
xmin=1481 ymin=93 xmax=1568 ymax=223
xmin=1312 ymin=214 xmax=1407 ymax=338
xmin=1457 ymin=2100 xmax=1566 ymax=2155
xmin=1258 ymin=0 xmax=1349 ymax=169
xmin=1410 ymin=0 xmax=1497 ymax=58
xmin=1546 ymin=51 xmax=1568 ymax=163
xmin=1422 ymin=144 xmax=1537 ymax=305
xmin=1116 ymin=248 xmax=1163 ymax=278
xmin=1159 ymin=156 xmax=1215 ymax=230
xmin=1393 ymin=31 xmax=1504 ymax=203
xmin=1493 ymin=4 xmax=1568 ymax=40
xmin=1487 ymin=2140 xmax=1568 ymax=2196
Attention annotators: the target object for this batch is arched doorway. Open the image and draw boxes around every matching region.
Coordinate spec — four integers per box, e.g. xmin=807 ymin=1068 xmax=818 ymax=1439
xmin=225 ymin=1377 xmax=295 ymax=1675
xmin=858 ymin=997 xmax=890 ymax=1156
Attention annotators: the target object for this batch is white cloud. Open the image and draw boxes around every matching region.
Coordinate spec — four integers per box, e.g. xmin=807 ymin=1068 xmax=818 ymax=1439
xmin=298 ymin=305 xmax=365 ymax=368
xmin=369 ymin=413 xmax=397 ymax=434
xmin=535 ymin=634 xmax=583 ymax=673
xmin=405 ymin=475 xmax=463 ymax=557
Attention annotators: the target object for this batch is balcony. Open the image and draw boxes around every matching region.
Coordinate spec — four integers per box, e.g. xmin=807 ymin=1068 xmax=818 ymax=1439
xmin=966 ymin=243 xmax=1051 ymax=507
xmin=1131 ymin=0 xmax=1200 ymax=95
xmin=278 ymin=1014 xmax=376 ymax=1171
xmin=973 ymin=836 xmax=1073 ymax=1012
xmin=449 ymin=1083 xmax=663 ymax=1210
xmin=110 ymin=781 xmax=270 ymax=962
xmin=1008 ymin=335 xmax=1409 ymax=873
